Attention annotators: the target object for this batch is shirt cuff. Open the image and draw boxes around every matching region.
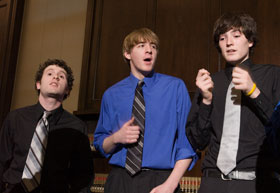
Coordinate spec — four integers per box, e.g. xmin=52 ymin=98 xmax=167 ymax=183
xmin=176 ymin=148 xmax=198 ymax=170
xmin=199 ymin=102 xmax=212 ymax=119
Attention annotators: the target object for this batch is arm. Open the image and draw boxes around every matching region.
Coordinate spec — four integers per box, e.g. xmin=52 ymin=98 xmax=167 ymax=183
xmin=186 ymin=69 xmax=214 ymax=150
xmin=232 ymin=66 xmax=275 ymax=124
xmin=150 ymin=159 xmax=192 ymax=193
xmin=94 ymin=93 xmax=141 ymax=156
xmin=0 ymin=114 xmax=13 ymax=192
xmin=150 ymin=80 xmax=196 ymax=193
xmin=102 ymin=117 xmax=140 ymax=154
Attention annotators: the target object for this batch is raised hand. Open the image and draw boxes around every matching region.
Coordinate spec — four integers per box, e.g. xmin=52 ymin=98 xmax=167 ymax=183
xmin=232 ymin=66 xmax=260 ymax=98
xmin=196 ymin=69 xmax=214 ymax=104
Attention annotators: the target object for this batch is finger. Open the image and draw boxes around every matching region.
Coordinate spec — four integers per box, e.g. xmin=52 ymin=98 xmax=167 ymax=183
xmin=197 ymin=68 xmax=210 ymax=78
xmin=232 ymin=77 xmax=243 ymax=85
xmin=127 ymin=138 xmax=138 ymax=144
xmin=129 ymin=125 xmax=141 ymax=131
xmin=124 ymin=117 xmax=135 ymax=126
xmin=200 ymin=73 xmax=211 ymax=81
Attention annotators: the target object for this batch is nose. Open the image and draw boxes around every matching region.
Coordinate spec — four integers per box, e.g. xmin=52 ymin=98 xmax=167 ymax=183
xmin=145 ymin=44 xmax=152 ymax=54
xmin=53 ymin=74 xmax=59 ymax=80
xmin=226 ymin=37 xmax=233 ymax=47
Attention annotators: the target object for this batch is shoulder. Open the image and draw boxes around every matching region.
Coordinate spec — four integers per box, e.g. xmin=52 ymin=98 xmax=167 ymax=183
xmin=60 ymin=109 xmax=87 ymax=133
xmin=253 ymin=63 xmax=280 ymax=71
xmin=6 ymin=104 xmax=37 ymax=119
xmin=103 ymin=76 xmax=130 ymax=96
xmin=1 ymin=104 xmax=37 ymax=129
xmin=155 ymin=73 xmax=186 ymax=86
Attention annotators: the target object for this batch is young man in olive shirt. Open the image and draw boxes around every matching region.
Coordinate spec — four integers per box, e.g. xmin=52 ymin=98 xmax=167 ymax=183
xmin=0 ymin=59 xmax=94 ymax=193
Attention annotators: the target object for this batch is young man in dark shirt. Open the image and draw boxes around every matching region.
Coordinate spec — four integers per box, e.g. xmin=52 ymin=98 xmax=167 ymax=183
xmin=186 ymin=13 xmax=280 ymax=193
xmin=0 ymin=59 xmax=94 ymax=193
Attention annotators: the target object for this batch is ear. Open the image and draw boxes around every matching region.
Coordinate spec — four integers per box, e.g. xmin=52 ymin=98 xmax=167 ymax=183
xmin=65 ymin=88 xmax=70 ymax=96
xmin=248 ymin=41 xmax=253 ymax=48
xmin=36 ymin=81 xmax=41 ymax=90
xmin=124 ymin=51 xmax=131 ymax=60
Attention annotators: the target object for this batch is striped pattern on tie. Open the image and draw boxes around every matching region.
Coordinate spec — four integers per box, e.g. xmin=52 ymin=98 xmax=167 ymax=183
xmin=125 ymin=80 xmax=145 ymax=176
xmin=22 ymin=111 xmax=51 ymax=192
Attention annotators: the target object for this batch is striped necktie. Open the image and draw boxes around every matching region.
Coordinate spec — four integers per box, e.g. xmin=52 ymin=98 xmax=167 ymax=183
xmin=22 ymin=111 xmax=51 ymax=192
xmin=217 ymin=81 xmax=241 ymax=175
xmin=125 ymin=80 xmax=145 ymax=176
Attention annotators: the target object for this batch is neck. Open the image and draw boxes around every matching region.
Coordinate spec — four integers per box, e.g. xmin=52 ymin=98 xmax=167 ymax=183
xmin=131 ymin=70 xmax=153 ymax=80
xmin=38 ymin=95 xmax=63 ymax=111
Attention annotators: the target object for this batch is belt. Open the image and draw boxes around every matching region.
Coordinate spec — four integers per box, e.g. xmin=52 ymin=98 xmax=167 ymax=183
xmin=204 ymin=169 xmax=256 ymax=181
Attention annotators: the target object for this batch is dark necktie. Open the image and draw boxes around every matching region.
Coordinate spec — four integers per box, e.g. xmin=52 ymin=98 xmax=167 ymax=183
xmin=125 ymin=80 xmax=145 ymax=176
xmin=217 ymin=81 xmax=241 ymax=175
xmin=22 ymin=111 xmax=51 ymax=192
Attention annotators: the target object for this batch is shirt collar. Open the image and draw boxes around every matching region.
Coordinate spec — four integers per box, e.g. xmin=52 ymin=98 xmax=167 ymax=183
xmin=129 ymin=70 xmax=156 ymax=89
xmin=225 ymin=58 xmax=253 ymax=81
xmin=35 ymin=102 xmax=64 ymax=125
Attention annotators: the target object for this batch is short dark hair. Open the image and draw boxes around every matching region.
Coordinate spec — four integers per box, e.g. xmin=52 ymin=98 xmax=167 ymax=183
xmin=213 ymin=12 xmax=258 ymax=53
xmin=35 ymin=59 xmax=74 ymax=100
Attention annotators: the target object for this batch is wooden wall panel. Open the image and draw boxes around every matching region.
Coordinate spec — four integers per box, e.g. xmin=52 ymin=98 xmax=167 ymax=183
xmin=0 ymin=0 xmax=24 ymax=128
xmin=155 ymin=0 xmax=220 ymax=97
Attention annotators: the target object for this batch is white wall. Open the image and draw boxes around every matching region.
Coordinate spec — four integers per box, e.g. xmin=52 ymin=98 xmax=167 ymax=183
xmin=11 ymin=0 xmax=88 ymax=113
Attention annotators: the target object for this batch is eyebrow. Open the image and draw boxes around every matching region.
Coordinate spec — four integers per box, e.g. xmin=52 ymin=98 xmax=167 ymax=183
xmin=45 ymin=68 xmax=67 ymax=75
xmin=231 ymin=29 xmax=241 ymax=33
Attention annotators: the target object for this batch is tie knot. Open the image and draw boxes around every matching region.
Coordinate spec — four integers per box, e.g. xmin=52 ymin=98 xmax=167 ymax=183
xmin=138 ymin=80 xmax=144 ymax=88
xmin=43 ymin=111 xmax=51 ymax=119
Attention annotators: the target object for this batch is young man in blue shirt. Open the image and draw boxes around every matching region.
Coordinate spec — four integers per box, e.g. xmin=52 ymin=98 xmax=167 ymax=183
xmin=94 ymin=28 xmax=197 ymax=193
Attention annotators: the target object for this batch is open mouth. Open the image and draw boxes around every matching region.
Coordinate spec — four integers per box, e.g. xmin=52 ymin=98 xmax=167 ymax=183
xmin=144 ymin=58 xmax=152 ymax=62
xmin=50 ymin=82 xmax=58 ymax=86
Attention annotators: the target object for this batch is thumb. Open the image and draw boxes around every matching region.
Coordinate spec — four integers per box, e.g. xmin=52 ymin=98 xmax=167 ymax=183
xmin=125 ymin=117 xmax=135 ymax=126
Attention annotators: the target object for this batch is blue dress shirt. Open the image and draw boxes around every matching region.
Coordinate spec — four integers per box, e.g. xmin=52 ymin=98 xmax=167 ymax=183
xmin=94 ymin=72 xmax=197 ymax=170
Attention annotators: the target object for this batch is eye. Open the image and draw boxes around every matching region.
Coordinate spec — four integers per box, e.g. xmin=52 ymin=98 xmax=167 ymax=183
xmin=219 ymin=37 xmax=225 ymax=41
xmin=151 ymin=44 xmax=157 ymax=49
xmin=59 ymin=74 xmax=66 ymax=79
xmin=47 ymin=72 xmax=52 ymax=76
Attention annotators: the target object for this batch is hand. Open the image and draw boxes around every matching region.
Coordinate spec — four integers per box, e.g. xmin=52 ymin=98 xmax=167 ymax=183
xmin=196 ymin=69 xmax=214 ymax=104
xmin=232 ymin=66 xmax=260 ymax=98
xmin=113 ymin=117 xmax=140 ymax=144
xmin=232 ymin=66 xmax=253 ymax=92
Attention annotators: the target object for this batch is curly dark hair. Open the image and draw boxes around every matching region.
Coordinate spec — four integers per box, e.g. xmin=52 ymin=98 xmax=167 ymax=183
xmin=213 ymin=12 xmax=258 ymax=53
xmin=35 ymin=59 xmax=74 ymax=100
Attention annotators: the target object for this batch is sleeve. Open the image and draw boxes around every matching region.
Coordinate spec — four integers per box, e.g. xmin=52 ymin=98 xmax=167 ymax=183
xmin=93 ymin=92 xmax=114 ymax=158
xmin=265 ymin=102 xmax=280 ymax=157
xmin=175 ymin=80 xmax=198 ymax=170
xmin=0 ymin=113 xmax=13 ymax=190
xmin=250 ymin=66 xmax=280 ymax=125
xmin=186 ymin=89 xmax=212 ymax=151
xmin=69 ymin=124 xmax=94 ymax=193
